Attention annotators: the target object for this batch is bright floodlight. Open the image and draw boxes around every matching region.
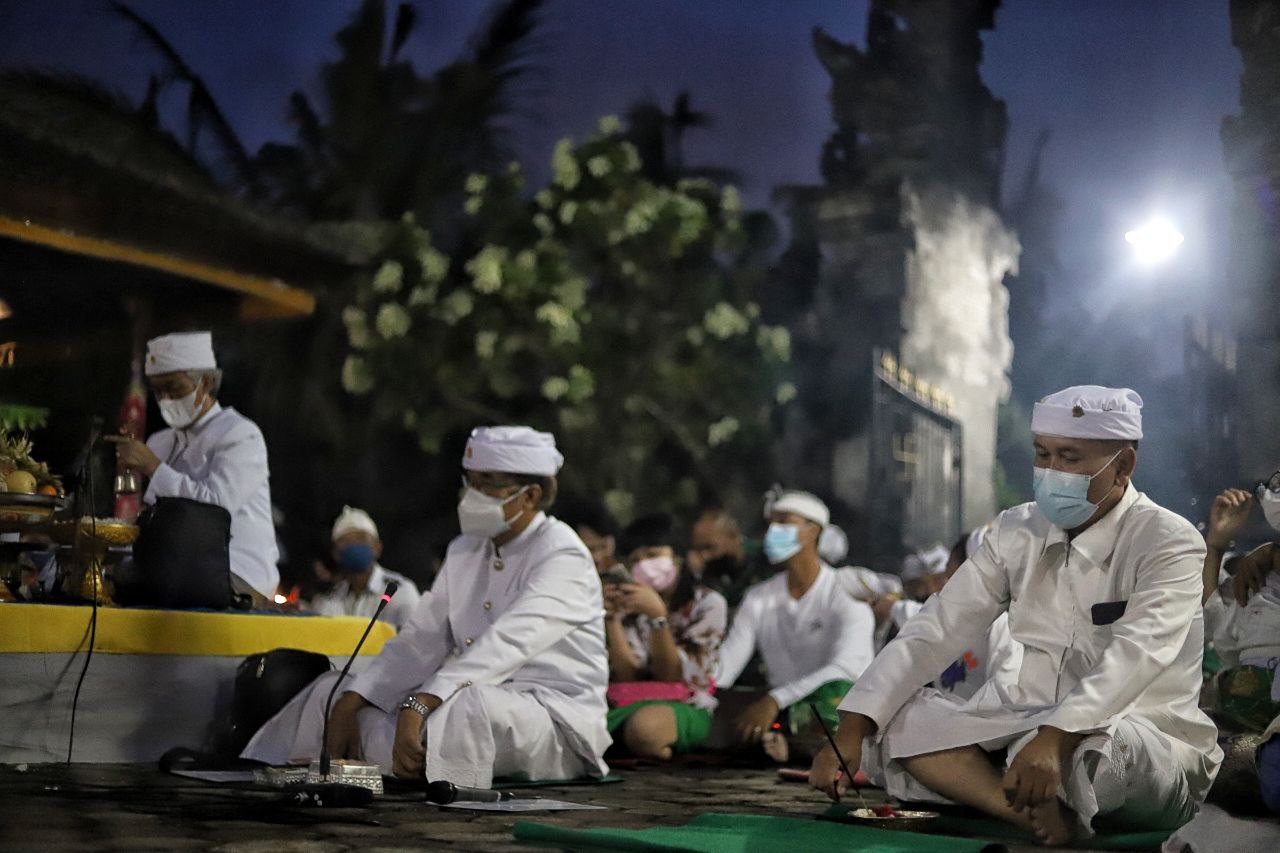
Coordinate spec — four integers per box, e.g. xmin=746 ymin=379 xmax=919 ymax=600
xmin=1124 ymin=218 xmax=1184 ymax=264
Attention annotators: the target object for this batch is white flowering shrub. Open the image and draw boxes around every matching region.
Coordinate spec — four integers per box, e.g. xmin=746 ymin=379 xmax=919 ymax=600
xmin=341 ymin=122 xmax=792 ymax=512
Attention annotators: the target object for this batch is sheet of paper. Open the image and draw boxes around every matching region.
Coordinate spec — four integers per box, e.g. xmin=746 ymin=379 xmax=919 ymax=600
xmin=440 ymin=798 xmax=608 ymax=812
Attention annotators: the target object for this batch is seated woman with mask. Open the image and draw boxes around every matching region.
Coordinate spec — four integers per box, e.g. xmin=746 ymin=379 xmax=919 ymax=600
xmin=604 ymin=513 xmax=727 ymax=760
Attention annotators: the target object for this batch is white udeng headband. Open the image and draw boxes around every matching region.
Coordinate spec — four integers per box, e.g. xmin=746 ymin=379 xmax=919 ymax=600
xmin=1030 ymin=385 xmax=1143 ymax=440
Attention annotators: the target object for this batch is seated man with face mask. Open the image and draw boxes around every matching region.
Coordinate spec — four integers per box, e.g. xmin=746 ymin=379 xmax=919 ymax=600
xmin=309 ymin=506 xmax=421 ymax=630
xmin=109 ymin=332 xmax=278 ymax=604
xmin=715 ymin=489 xmax=876 ymax=759
xmin=242 ymin=426 xmax=610 ymax=787
xmin=811 ymin=386 xmax=1221 ymax=845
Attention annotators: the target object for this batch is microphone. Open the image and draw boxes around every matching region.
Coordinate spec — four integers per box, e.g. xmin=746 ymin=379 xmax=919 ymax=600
xmin=425 ymin=780 xmax=515 ymax=804
xmin=318 ymin=580 xmax=399 ymax=778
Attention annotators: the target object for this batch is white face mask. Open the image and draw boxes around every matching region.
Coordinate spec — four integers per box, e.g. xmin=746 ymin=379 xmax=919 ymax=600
xmin=1258 ymin=486 xmax=1280 ymax=532
xmin=457 ymin=484 xmax=529 ymax=539
xmin=157 ymin=388 xmax=203 ymax=429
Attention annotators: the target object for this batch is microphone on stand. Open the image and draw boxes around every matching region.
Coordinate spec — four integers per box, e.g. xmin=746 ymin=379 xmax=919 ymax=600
xmin=318 ymin=580 xmax=399 ymax=779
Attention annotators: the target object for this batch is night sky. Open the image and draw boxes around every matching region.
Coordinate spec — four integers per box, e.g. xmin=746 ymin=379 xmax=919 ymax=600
xmin=1 ymin=0 xmax=1244 ymax=400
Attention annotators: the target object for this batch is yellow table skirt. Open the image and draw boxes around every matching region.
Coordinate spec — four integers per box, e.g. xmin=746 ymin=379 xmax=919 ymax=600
xmin=0 ymin=603 xmax=394 ymax=657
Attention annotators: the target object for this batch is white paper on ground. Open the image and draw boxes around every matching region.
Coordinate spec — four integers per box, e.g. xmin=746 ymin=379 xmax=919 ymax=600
xmin=440 ymin=798 xmax=608 ymax=812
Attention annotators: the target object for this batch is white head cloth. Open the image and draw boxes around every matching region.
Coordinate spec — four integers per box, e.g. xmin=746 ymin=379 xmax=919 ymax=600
xmin=764 ymin=488 xmax=830 ymax=527
xmin=463 ymin=426 xmax=563 ymax=476
xmin=818 ymin=524 xmax=849 ymax=564
xmin=902 ymin=544 xmax=949 ymax=581
xmin=145 ymin=332 xmax=217 ymax=376
xmin=332 ymin=506 xmax=378 ymax=542
xmin=1031 ymin=385 xmax=1143 ymax=441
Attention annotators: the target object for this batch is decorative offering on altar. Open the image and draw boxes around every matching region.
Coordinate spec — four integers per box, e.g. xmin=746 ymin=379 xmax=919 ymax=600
xmin=254 ymin=765 xmax=309 ymax=788
xmin=63 ymin=516 xmax=140 ymax=546
xmin=0 ymin=432 xmax=65 ymax=523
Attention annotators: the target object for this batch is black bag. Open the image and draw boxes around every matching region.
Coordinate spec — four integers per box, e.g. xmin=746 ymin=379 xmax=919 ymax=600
xmin=115 ymin=496 xmax=237 ymax=609
xmin=218 ymin=648 xmax=332 ymax=756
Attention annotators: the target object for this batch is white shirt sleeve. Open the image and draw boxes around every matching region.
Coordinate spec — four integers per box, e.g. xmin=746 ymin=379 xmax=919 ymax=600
xmin=145 ymin=422 xmax=268 ymax=514
xmin=840 ymin=519 xmax=1010 ymax=729
xmin=1044 ymin=516 xmax=1205 ymax=733
xmin=715 ymin=590 xmax=762 ymax=688
xmin=769 ymin=597 xmax=876 ymax=709
xmin=347 ymin=569 xmax=451 ymax=712
xmin=420 ymin=549 xmax=597 ymax=702
xmin=891 ymin=598 xmax=925 ymax=628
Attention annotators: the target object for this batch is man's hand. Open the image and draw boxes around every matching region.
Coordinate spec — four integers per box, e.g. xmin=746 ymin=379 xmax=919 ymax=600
xmin=1207 ymin=488 xmax=1253 ymax=550
xmin=871 ymin=593 xmax=900 ymax=626
xmin=734 ymin=694 xmax=781 ymax=744
xmin=1002 ymin=726 xmax=1081 ymax=812
xmin=325 ymin=692 xmax=368 ymax=760
xmin=1232 ymin=543 xmax=1279 ymax=606
xmin=104 ymin=435 xmax=161 ymax=477
xmin=808 ymin=713 xmax=871 ymax=801
xmin=613 ymin=583 xmax=668 ymax=619
xmin=391 ymin=693 xmax=442 ymax=779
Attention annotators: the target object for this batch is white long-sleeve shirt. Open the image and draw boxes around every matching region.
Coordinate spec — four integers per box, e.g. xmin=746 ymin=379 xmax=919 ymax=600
xmin=348 ymin=513 xmax=610 ymax=773
xmin=309 ymin=564 xmax=422 ymax=630
xmin=144 ymin=402 xmax=279 ymax=598
xmin=840 ymin=484 xmax=1222 ymax=802
xmin=716 ymin=564 xmax=876 ymax=708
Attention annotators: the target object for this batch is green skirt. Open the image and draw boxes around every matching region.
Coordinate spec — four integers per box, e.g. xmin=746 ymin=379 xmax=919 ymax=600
xmin=606 ymin=700 xmax=713 ymax=752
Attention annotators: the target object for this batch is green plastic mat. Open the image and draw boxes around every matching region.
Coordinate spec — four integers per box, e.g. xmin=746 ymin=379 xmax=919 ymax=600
xmin=821 ymin=804 xmax=1171 ymax=851
xmin=498 ymin=774 xmax=624 ymax=789
xmin=514 ymin=813 xmax=1000 ymax=852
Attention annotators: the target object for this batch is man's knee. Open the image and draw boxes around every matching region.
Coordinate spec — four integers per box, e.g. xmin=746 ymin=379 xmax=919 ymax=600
xmin=623 ymin=704 xmax=677 ymax=760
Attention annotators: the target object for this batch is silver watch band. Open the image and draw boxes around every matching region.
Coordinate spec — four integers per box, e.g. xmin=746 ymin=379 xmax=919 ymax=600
xmin=399 ymin=695 xmax=432 ymax=716
xmin=647 ymin=615 xmax=670 ymax=631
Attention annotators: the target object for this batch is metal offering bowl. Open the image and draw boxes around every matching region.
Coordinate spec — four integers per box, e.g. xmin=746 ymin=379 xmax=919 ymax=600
xmin=843 ymin=808 xmax=941 ymax=831
xmin=0 ymin=492 xmax=62 ymax=523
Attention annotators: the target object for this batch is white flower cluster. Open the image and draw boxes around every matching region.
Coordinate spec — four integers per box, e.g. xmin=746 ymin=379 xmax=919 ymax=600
xmin=707 ymin=416 xmax=740 ymax=447
xmin=587 ymin=155 xmax=611 ymax=179
xmin=541 ymin=376 xmax=570 ymax=401
xmin=438 ymin=289 xmax=474 ymax=326
xmin=552 ymin=138 xmax=581 ymax=190
xmin=342 ymin=306 xmax=370 ymax=350
xmin=535 ymin=301 xmax=580 ymax=344
xmin=775 ymin=382 xmax=798 ymax=404
xmin=341 ymin=356 xmax=374 ymax=394
xmin=372 ymin=260 xmax=403 ymax=293
xmin=417 ymin=245 xmax=450 ymax=283
xmin=703 ymin=302 xmax=750 ymax=339
xmin=465 ymin=245 xmax=508 ymax=294
xmin=375 ymin=302 xmax=411 ymax=339
xmin=475 ymin=330 xmax=498 ymax=360
xmin=756 ymin=325 xmax=791 ymax=361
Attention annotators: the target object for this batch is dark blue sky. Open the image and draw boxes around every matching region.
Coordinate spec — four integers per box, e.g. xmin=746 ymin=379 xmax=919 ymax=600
xmin=1 ymin=0 xmax=1243 ymax=345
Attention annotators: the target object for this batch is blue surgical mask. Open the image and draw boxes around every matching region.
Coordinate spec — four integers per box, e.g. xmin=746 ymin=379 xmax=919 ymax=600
xmin=1032 ymin=450 xmax=1123 ymax=530
xmin=335 ymin=543 xmax=376 ymax=574
xmin=763 ymin=523 xmax=803 ymax=564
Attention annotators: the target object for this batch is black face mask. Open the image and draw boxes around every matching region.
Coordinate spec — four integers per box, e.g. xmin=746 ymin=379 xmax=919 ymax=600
xmin=701 ymin=554 xmax=743 ymax=578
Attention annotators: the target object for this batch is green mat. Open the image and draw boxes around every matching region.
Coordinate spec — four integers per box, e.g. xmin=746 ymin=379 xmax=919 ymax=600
xmin=821 ymin=804 xmax=1171 ymax=851
xmin=513 ymin=813 xmax=1000 ymax=852
xmin=497 ymin=774 xmax=624 ymax=789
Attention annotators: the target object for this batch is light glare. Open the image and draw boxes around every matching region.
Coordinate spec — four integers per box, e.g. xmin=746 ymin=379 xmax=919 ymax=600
xmin=1124 ymin=218 xmax=1184 ymax=264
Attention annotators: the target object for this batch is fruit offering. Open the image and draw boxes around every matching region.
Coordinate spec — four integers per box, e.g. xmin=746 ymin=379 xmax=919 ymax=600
xmin=0 ymin=431 xmax=62 ymax=496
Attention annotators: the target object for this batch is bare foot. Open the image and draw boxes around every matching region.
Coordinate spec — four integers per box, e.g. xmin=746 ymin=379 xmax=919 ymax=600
xmin=761 ymin=730 xmax=789 ymax=764
xmin=1028 ymin=797 xmax=1078 ymax=846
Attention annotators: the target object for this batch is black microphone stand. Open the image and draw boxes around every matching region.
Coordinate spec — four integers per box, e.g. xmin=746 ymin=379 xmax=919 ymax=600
xmin=318 ymin=580 xmax=399 ymax=779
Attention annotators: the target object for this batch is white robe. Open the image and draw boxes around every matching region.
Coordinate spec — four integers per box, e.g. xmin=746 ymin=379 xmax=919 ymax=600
xmin=716 ymin=565 xmax=875 ymax=708
xmin=242 ymin=513 xmax=611 ymax=787
xmin=891 ymin=600 xmax=1023 ymax=701
xmin=840 ymin=485 xmax=1221 ymax=833
xmin=144 ymin=402 xmax=279 ymax=599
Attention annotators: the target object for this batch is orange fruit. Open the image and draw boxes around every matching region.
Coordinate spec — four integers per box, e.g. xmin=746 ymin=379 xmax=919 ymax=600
xmin=37 ymin=483 xmax=59 ymax=496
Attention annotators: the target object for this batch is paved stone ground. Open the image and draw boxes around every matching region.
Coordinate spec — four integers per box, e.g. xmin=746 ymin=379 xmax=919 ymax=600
xmin=0 ymin=761 xmax=1157 ymax=852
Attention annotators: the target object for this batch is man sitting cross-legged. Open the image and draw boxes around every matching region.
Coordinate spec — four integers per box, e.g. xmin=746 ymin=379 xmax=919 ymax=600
xmin=810 ymin=386 xmax=1221 ymax=844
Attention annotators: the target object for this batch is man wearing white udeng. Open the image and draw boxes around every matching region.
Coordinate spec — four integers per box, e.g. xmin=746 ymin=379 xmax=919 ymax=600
xmin=810 ymin=386 xmax=1220 ymax=845
xmin=243 ymin=426 xmax=610 ymax=786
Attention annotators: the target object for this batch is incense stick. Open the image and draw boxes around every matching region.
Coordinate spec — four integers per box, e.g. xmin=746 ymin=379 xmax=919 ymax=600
xmin=809 ymin=702 xmax=869 ymax=807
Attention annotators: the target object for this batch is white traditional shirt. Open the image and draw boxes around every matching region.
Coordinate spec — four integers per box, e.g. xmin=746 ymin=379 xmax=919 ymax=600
xmin=620 ymin=585 xmax=728 ymax=710
xmin=841 ymin=484 xmax=1222 ymax=802
xmin=886 ymin=599 xmax=1022 ymax=700
xmin=144 ymin=402 xmax=279 ymax=598
xmin=348 ymin=512 xmax=610 ymax=775
xmin=309 ymin=564 xmax=422 ymax=630
xmin=716 ymin=564 xmax=876 ymax=708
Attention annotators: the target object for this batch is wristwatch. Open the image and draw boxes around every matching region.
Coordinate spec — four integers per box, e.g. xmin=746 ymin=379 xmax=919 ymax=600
xmin=646 ymin=615 xmax=670 ymax=631
xmin=399 ymin=695 xmax=432 ymax=717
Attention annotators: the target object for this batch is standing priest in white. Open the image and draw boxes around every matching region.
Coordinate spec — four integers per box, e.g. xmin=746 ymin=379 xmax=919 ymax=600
xmin=811 ymin=386 xmax=1220 ymax=845
xmin=108 ymin=331 xmax=278 ymax=604
xmin=242 ymin=426 xmax=611 ymax=788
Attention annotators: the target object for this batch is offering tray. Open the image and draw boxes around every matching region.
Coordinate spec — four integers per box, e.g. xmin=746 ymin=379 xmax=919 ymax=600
xmin=0 ymin=492 xmax=64 ymax=524
xmin=48 ymin=517 xmax=140 ymax=547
